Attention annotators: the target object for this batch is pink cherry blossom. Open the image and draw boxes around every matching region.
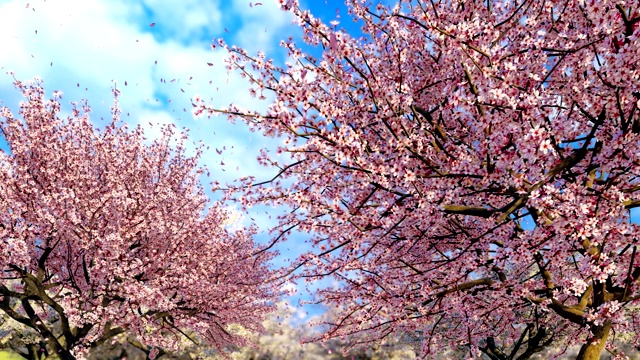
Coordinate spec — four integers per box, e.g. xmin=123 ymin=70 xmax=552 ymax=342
xmin=0 ymin=80 xmax=277 ymax=359
xmin=196 ymin=0 xmax=640 ymax=358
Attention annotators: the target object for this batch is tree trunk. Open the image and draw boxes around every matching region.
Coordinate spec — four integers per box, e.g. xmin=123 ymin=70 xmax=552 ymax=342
xmin=576 ymin=320 xmax=611 ymax=360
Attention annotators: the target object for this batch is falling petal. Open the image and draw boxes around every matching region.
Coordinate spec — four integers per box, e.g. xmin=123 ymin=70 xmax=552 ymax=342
xmin=329 ymin=32 xmax=337 ymax=51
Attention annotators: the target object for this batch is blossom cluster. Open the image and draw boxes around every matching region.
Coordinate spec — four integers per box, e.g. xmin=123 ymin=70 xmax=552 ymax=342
xmin=195 ymin=0 xmax=640 ymax=357
xmin=0 ymin=80 xmax=276 ymax=358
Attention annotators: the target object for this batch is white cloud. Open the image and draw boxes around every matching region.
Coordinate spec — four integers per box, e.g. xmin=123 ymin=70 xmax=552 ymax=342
xmin=0 ymin=0 xmax=292 ymax=175
xmin=230 ymin=0 xmax=296 ymax=54
xmin=132 ymin=0 xmax=225 ymax=42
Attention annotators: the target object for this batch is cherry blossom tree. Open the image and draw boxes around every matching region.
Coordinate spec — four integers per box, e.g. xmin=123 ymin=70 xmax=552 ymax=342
xmin=0 ymin=79 xmax=277 ymax=360
xmin=194 ymin=0 xmax=640 ymax=359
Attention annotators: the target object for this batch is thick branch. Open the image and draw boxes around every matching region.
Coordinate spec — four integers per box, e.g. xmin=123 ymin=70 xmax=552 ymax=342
xmin=442 ymin=205 xmax=494 ymax=218
xmin=421 ymin=278 xmax=495 ymax=306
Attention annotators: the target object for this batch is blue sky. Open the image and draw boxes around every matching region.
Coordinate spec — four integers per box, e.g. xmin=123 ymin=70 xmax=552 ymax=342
xmin=0 ymin=0 xmax=358 ymax=321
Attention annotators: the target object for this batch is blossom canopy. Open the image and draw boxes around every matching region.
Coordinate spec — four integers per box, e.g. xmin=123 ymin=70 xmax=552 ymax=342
xmin=0 ymin=80 xmax=276 ymax=359
xmin=195 ymin=0 xmax=640 ymax=358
